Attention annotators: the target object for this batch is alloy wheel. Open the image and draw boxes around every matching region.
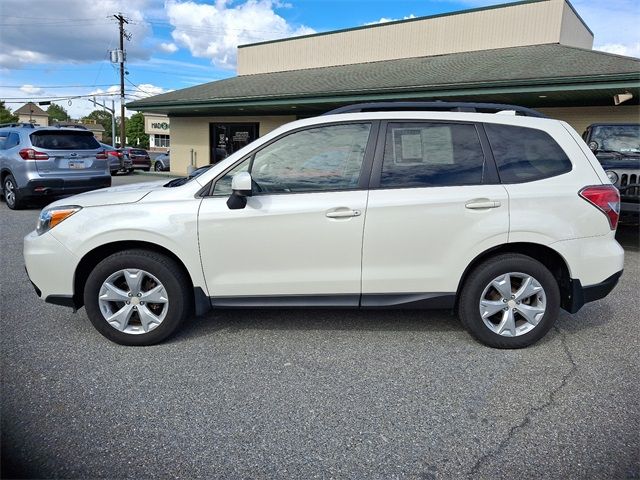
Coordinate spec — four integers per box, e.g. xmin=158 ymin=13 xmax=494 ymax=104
xmin=4 ymin=179 xmax=15 ymax=207
xmin=98 ymin=269 xmax=169 ymax=335
xmin=479 ymin=272 xmax=547 ymax=337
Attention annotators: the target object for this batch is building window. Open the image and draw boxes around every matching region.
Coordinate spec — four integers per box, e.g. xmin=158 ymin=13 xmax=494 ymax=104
xmin=154 ymin=134 xmax=170 ymax=148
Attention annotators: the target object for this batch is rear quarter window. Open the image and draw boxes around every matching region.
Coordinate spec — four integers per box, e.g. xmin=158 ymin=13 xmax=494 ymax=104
xmin=30 ymin=131 xmax=100 ymax=150
xmin=485 ymin=124 xmax=572 ymax=183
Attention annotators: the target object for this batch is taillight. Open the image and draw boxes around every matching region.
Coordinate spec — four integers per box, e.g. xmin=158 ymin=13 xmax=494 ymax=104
xmin=579 ymin=185 xmax=620 ymax=230
xmin=96 ymin=150 xmax=108 ymax=160
xmin=19 ymin=148 xmax=49 ymax=160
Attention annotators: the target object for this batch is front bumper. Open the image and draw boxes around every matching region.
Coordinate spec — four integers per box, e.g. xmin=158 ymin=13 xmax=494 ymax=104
xmin=24 ymin=230 xmax=78 ymax=307
xmin=22 ymin=176 xmax=111 ymax=198
xmin=565 ymin=270 xmax=623 ymax=314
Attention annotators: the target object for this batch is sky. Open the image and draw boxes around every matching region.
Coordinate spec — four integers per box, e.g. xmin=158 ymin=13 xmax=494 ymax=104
xmin=1 ymin=0 xmax=639 ymax=119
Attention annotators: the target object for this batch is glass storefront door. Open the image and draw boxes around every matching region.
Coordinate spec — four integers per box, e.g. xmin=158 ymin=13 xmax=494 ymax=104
xmin=210 ymin=123 xmax=259 ymax=164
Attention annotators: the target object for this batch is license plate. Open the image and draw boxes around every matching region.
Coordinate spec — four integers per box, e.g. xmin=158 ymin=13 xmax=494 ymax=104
xmin=68 ymin=161 xmax=85 ymax=169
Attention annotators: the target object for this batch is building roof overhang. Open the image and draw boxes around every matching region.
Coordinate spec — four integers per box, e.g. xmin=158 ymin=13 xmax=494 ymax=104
xmin=128 ymin=44 xmax=640 ymax=117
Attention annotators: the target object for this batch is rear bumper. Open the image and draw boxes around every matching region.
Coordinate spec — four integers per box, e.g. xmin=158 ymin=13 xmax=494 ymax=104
xmin=620 ymin=200 xmax=639 ymax=223
xmin=22 ymin=176 xmax=111 ymax=197
xmin=564 ymin=270 xmax=623 ymax=314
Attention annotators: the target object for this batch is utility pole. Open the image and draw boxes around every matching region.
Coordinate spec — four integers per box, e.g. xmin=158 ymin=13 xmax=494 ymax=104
xmin=87 ymin=97 xmax=116 ymax=145
xmin=113 ymin=14 xmax=128 ymax=148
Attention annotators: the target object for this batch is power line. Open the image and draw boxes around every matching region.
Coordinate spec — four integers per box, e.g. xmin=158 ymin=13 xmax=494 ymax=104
xmin=0 ymin=84 xmax=116 ymax=89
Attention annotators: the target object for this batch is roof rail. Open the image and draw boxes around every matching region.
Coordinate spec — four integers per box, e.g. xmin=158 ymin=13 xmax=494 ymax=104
xmin=0 ymin=122 xmax=40 ymax=128
xmin=324 ymin=101 xmax=547 ymax=118
xmin=54 ymin=123 xmax=89 ymax=130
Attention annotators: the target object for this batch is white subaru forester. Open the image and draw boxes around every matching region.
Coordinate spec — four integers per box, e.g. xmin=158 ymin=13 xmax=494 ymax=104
xmin=24 ymin=103 xmax=624 ymax=348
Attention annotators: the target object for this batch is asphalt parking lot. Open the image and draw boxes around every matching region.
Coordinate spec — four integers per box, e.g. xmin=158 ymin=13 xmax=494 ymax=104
xmin=1 ymin=173 xmax=639 ymax=479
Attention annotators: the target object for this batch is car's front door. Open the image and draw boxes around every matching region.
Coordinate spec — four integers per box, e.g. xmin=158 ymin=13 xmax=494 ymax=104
xmin=198 ymin=122 xmax=377 ymax=306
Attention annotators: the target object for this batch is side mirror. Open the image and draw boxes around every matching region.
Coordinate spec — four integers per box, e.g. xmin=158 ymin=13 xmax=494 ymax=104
xmin=588 ymin=141 xmax=599 ymax=153
xmin=226 ymin=171 xmax=252 ymax=210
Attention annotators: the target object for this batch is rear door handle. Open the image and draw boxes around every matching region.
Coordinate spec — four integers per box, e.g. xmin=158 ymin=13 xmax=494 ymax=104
xmin=326 ymin=209 xmax=362 ymax=218
xmin=465 ymin=199 xmax=501 ymax=209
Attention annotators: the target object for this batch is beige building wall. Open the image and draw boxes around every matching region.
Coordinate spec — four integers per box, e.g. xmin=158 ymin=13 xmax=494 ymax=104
xmin=17 ymin=113 xmax=49 ymax=126
xmin=538 ymin=106 xmax=640 ymax=135
xmin=559 ymin=2 xmax=593 ymax=50
xmin=169 ymin=115 xmax=296 ymax=174
xmin=238 ymin=0 xmax=592 ymax=75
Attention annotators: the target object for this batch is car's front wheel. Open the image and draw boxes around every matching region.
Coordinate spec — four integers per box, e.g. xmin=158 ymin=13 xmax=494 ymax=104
xmin=154 ymin=162 xmax=162 ymax=172
xmin=458 ymin=254 xmax=560 ymax=349
xmin=84 ymin=250 xmax=192 ymax=345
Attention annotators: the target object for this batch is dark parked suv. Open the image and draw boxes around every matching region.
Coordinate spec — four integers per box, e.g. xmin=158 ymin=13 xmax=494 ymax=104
xmin=122 ymin=147 xmax=151 ymax=171
xmin=583 ymin=123 xmax=639 ymax=223
xmin=100 ymin=143 xmax=133 ymax=175
xmin=0 ymin=123 xmax=111 ymax=209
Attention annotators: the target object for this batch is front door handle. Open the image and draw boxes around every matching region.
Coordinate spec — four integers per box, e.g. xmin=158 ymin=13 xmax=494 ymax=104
xmin=465 ymin=199 xmax=502 ymax=209
xmin=326 ymin=209 xmax=362 ymax=218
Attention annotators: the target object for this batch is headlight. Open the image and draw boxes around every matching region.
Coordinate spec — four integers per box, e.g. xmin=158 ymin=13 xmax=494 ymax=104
xmin=605 ymin=170 xmax=619 ymax=184
xmin=36 ymin=206 xmax=82 ymax=235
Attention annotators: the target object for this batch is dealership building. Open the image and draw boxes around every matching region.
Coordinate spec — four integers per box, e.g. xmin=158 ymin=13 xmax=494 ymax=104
xmin=128 ymin=0 xmax=640 ymax=174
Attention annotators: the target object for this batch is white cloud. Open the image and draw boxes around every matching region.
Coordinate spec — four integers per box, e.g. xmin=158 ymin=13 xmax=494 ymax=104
xmin=131 ymin=83 xmax=171 ymax=98
xmin=595 ymin=42 xmax=640 ymax=57
xmin=365 ymin=14 xmax=416 ymax=26
xmin=165 ymin=0 xmax=315 ymax=69
xmin=159 ymin=42 xmax=179 ymax=53
xmin=19 ymin=85 xmax=44 ymax=94
xmin=0 ymin=0 xmax=153 ymax=68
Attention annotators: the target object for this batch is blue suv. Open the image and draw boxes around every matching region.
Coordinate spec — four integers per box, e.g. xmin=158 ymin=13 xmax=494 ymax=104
xmin=0 ymin=123 xmax=111 ymax=209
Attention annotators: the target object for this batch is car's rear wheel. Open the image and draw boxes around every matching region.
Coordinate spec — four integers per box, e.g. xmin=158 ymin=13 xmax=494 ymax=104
xmin=84 ymin=250 xmax=192 ymax=346
xmin=3 ymin=174 xmax=24 ymax=210
xmin=154 ymin=162 xmax=162 ymax=172
xmin=458 ymin=254 xmax=560 ymax=348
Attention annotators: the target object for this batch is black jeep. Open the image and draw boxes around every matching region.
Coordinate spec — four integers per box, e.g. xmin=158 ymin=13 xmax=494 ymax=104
xmin=583 ymin=123 xmax=639 ymax=224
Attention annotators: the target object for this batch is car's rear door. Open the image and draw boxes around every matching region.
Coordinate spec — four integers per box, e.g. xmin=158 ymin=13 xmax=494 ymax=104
xmin=361 ymin=120 xmax=509 ymax=305
xmin=197 ymin=121 xmax=377 ymax=304
xmin=30 ymin=129 xmax=107 ymax=177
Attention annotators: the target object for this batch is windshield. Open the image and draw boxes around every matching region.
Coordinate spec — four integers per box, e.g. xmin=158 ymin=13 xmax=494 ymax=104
xmin=591 ymin=125 xmax=640 ymax=154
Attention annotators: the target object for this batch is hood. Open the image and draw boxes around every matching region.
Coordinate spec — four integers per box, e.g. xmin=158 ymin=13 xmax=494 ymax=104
xmin=48 ymin=180 xmax=168 ymax=208
xmin=596 ymin=154 xmax=640 ymax=170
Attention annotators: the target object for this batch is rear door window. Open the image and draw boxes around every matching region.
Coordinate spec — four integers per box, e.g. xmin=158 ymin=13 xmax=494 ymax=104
xmin=30 ymin=131 xmax=100 ymax=150
xmin=380 ymin=122 xmax=485 ymax=188
xmin=485 ymin=124 xmax=572 ymax=183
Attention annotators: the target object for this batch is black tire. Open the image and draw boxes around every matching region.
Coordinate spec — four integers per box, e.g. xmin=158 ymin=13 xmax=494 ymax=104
xmin=110 ymin=170 xmax=118 ymax=176
xmin=458 ymin=253 xmax=560 ymax=349
xmin=154 ymin=162 xmax=162 ymax=172
xmin=83 ymin=249 xmax=192 ymax=346
xmin=3 ymin=174 xmax=24 ymax=210
xmin=127 ymin=169 xmax=134 ymax=174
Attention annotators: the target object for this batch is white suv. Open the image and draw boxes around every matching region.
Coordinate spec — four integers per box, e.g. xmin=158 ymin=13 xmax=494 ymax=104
xmin=23 ymin=103 xmax=624 ymax=348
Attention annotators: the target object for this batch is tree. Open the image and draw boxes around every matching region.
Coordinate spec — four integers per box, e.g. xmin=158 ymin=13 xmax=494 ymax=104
xmin=0 ymin=101 xmax=18 ymax=124
xmin=47 ymin=103 xmax=70 ymax=122
xmin=84 ymin=110 xmax=116 ymax=144
xmin=125 ymin=112 xmax=149 ymax=148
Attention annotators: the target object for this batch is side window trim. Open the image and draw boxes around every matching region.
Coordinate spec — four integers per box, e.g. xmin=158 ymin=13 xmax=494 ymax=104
xmin=369 ymin=120 xmax=489 ymax=190
xmin=204 ymin=120 xmax=381 ymax=197
xmin=476 ymin=123 xmax=500 ymax=184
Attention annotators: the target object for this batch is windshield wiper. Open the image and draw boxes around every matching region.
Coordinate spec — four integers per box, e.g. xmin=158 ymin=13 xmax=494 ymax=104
xmin=597 ymin=149 xmax=638 ymax=157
